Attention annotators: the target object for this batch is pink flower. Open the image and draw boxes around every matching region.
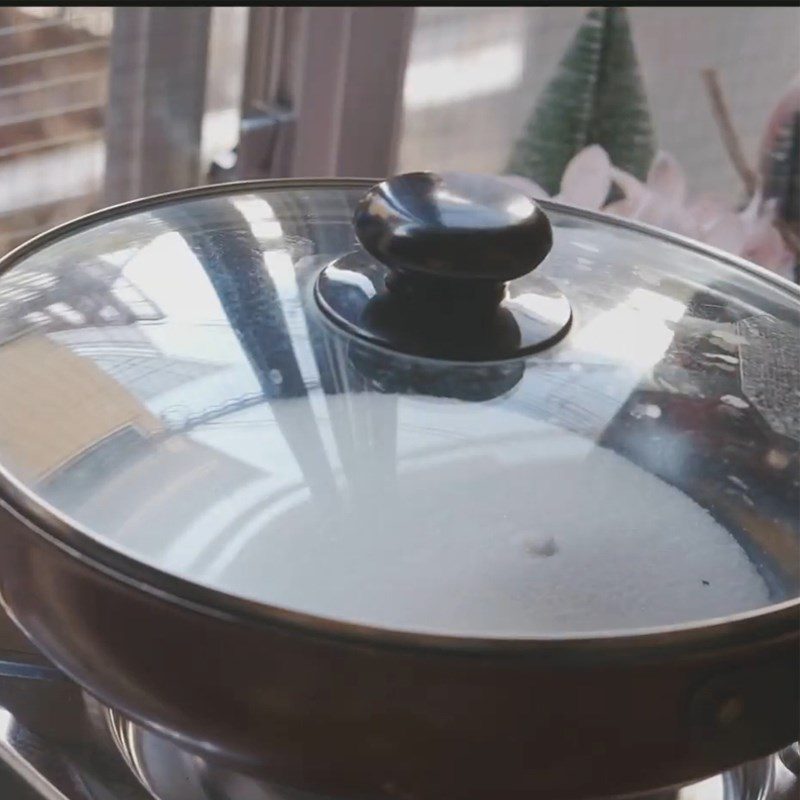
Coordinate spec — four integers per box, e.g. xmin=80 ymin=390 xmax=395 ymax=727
xmin=504 ymin=145 xmax=794 ymax=279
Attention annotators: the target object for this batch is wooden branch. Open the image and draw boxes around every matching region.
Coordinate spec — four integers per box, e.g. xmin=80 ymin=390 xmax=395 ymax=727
xmin=702 ymin=68 xmax=758 ymax=196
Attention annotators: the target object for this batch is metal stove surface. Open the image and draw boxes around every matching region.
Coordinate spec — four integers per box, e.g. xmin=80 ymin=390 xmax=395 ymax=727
xmin=0 ymin=614 xmax=797 ymax=800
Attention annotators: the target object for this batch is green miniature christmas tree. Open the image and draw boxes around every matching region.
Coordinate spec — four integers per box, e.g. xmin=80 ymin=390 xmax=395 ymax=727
xmin=507 ymin=7 xmax=656 ymax=196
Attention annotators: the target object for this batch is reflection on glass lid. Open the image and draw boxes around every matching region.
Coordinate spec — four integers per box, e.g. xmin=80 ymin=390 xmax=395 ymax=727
xmin=0 ymin=183 xmax=796 ymax=637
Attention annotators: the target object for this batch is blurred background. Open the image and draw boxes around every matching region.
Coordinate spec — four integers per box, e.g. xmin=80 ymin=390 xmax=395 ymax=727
xmin=0 ymin=6 xmax=797 ymax=278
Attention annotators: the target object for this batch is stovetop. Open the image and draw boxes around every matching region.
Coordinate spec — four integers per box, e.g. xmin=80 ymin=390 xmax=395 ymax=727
xmin=0 ymin=612 xmax=797 ymax=800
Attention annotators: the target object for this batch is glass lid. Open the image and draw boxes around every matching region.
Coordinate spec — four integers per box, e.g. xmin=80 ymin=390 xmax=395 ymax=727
xmin=0 ymin=173 xmax=796 ymax=638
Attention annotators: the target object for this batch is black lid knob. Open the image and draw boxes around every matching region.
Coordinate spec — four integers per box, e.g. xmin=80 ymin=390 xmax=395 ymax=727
xmin=354 ymin=172 xmax=553 ymax=284
xmin=314 ymin=172 xmax=572 ymax=362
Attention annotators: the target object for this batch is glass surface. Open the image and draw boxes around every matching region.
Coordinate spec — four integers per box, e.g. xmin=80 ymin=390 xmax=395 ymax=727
xmin=0 ymin=184 xmax=797 ymax=636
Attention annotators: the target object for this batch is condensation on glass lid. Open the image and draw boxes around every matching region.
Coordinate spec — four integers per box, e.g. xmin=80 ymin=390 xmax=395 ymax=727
xmin=28 ymin=393 xmax=770 ymax=637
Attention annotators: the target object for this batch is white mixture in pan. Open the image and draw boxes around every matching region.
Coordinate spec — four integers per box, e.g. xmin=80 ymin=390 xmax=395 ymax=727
xmin=169 ymin=394 xmax=771 ymax=636
xmin=27 ymin=388 xmax=772 ymax=637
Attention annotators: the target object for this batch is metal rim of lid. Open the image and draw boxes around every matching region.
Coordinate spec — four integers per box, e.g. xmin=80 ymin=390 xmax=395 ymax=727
xmin=0 ymin=176 xmax=797 ymax=655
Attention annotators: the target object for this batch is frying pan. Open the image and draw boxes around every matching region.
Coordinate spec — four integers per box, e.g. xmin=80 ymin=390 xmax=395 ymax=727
xmin=0 ymin=175 xmax=796 ymax=799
